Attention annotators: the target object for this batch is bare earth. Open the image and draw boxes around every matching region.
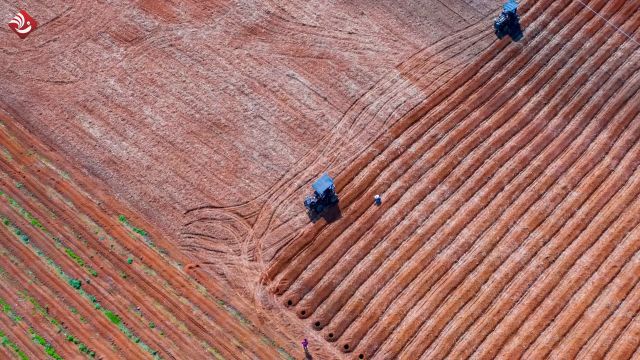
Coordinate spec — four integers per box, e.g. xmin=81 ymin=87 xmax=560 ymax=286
xmin=1 ymin=0 xmax=640 ymax=359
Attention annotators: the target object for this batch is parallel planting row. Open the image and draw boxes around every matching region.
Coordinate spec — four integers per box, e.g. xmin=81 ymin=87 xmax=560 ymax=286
xmin=264 ymin=0 xmax=640 ymax=358
xmin=0 ymin=118 xmax=294 ymax=359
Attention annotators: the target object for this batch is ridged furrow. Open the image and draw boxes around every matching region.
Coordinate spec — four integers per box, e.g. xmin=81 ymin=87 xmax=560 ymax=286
xmin=577 ymin=280 xmax=640 ymax=358
xmin=261 ymin=0 xmax=549 ymax=283
xmin=327 ymin=13 xmax=605 ymax=353
xmin=372 ymin=40 xmax=640 ymax=360
xmin=467 ymin=57 xmax=640 ymax=360
xmin=604 ymin=306 xmax=640 ymax=359
xmin=270 ymin=0 xmax=564 ymax=302
xmin=543 ymin=241 xmax=640 ymax=358
xmin=321 ymin=0 xmax=609 ymax=352
xmin=402 ymin=4 xmax=640 ymax=359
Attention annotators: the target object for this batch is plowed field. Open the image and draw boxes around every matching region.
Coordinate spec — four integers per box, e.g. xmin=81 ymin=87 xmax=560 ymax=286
xmin=262 ymin=0 xmax=640 ymax=358
xmin=0 ymin=117 xmax=298 ymax=358
xmin=2 ymin=0 xmax=639 ymax=359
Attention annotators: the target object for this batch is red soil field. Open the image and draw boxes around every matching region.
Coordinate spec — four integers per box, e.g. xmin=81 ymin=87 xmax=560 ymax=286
xmin=2 ymin=0 xmax=640 ymax=358
xmin=0 ymin=117 xmax=298 ymax=358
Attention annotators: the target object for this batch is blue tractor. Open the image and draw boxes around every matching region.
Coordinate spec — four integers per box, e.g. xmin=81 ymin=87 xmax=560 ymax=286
xmin=494 ymin=0 xmax=523 ymax=41
xmin=304 ymin=173 xmax=339 ymax=216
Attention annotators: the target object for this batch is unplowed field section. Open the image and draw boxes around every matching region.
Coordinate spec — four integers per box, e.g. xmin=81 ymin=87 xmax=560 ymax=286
xmin=0 ymin=118 xmax=296 ymax=359
xmin=263 ymin=0 xmax=640 ymax=358
xmin=0 ymin=0 xmax=493 ymax=237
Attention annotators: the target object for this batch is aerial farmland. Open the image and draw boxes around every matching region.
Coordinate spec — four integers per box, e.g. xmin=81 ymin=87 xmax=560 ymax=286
xmin=1 ymin=0 xmax=639 ymax=359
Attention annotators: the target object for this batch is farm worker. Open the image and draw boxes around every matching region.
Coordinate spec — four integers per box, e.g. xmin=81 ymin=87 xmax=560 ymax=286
xmin=374 ymin=194 xmax=382 ymax=206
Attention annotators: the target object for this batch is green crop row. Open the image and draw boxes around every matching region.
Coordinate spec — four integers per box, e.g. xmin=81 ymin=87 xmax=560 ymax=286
xmin=116 ymin=214 xmax=227 ymax=353
xmin=118 ymin=215 xmax=148 ymax=237
xmin=1 ymin=147 xmax=13 ymax=162
xmin=0 ymin=330 xmax=29 ymax=360
xmin=20 ymin=292 xmax=96 ymax=358
xmin=116 ymin=214 xmax=292 ymax=359
xmin=104 ymin=310 xmax=121 ymax=326
xmin=68 ymin=278 xmax=82 ymax=290
xmin=0 ymin=190 xmax=98 ymax=277
xmin=0 ymin=295 xmax=62 ymax=360
xmin=4 ymin=195 xmax=45 ymax=232
xmin=64 ymin=248 xmax=84 ymax=267
xmin=1 ymin=216 xmax=162 ymax=359
xmin=28 ymin=328 xmax=62 ymax=360
xmin=0 ymin=297 xmax=22 ymax=323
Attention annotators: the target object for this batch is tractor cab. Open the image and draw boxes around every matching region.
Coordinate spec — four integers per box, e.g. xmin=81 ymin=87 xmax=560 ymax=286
xmin=304 ymin=173 xmax=339 ymax=216
xmin=494 ymin=0 xmax=523 ymax=41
